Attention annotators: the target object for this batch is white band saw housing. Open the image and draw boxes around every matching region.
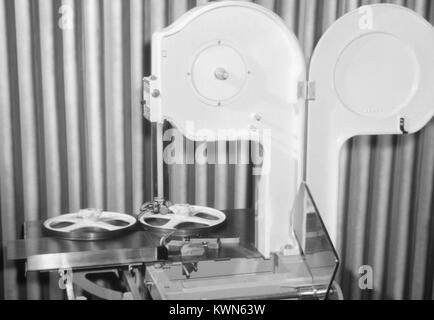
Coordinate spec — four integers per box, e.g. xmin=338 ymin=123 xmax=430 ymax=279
xmin=143 ymin=1 xmax=434 ymax=257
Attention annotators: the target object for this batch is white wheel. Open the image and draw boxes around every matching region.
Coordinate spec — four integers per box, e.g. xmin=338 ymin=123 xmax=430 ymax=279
xmin=138 ymin=204 xmax=226 ymax=236
xmin=43 ymin=209 xmax=137 ymax=240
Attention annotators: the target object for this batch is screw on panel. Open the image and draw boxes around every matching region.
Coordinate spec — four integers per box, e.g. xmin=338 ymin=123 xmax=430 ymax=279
xmin=252 ymin=113 xmax=262 ymax=122
xmin=152 ymin=89 xmax=160 ymax=98
xmin=214 ymin=68 xmax=229 ymax=81
xmin=144 ymin=281 xmax=154 ymax=291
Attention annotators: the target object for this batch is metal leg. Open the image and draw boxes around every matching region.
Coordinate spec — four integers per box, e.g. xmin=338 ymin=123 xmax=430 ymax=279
xmin=67 ymin=267 xmax=144 ymax=300
xmin=72 ymin=269 xmax=124 ymax=300
xmin=121 ymin=267 xmax=142 ymax=300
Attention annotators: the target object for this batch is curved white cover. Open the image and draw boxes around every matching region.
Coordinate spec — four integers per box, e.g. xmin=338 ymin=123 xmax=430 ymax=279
xmin=307 ymin=4 xmax=434 ymax=245
xmin=150 ymin=1 xmax=306 ymax=256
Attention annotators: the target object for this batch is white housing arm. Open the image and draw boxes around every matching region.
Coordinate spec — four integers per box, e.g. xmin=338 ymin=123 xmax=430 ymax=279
xmin=147 ymin=1 xmax=306 ymax=257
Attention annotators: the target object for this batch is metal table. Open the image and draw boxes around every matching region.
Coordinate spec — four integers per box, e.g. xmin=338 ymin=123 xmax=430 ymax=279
xmin=7 ymin=209 xmax=259 ymax=272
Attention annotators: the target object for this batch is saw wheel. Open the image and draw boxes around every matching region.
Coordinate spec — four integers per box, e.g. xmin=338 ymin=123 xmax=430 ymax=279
xmin=43 ymin=209 xmax=137 ymax=240
xmin=138 ymin=203 xmax=226 ymax=236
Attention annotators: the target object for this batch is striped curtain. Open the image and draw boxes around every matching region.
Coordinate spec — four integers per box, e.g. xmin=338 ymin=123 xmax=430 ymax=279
xmin=0 ymin=0 xmax=433 ymax=300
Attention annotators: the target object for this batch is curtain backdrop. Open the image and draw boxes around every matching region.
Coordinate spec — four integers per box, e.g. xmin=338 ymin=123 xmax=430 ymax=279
xmin=1 ymin=0 xmax=433 ymax=299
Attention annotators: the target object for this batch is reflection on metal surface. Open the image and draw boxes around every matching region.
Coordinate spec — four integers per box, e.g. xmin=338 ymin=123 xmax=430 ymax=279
xmin=292 ymin=183 xmax=339 ymax=295
xmin=26 ymin=248 xmax=158 ymax=272
xmin=8 ymin=210 xmax=259 ymax=273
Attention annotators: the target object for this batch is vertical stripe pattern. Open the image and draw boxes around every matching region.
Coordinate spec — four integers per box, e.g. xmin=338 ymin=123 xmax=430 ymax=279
xmin=0 ymin=0 xmax=433 ymax=300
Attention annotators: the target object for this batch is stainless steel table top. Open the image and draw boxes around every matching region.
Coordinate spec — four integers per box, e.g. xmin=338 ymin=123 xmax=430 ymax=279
xmin=7 ymin=209 xmax=259 ymax=271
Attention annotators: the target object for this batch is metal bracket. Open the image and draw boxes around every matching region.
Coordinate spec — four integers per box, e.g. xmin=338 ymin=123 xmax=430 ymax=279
xmin=121 ymin=268 xmax=142 ymax=300
xmin=298 ymin=81 xmax=316 ymax=101
xmin=72 ymin=269 xmax=135 ymax=300
xmin=296 ymin=285 xmax=330 ymax=300
xmin=142 ymin=77 xmax=151 ymax=120
xmin=182 ymin=262 xmax=198 ymax=279
xmin=400 ymin=117 xmax=409 ymax=134
xmin=142 ymin=75 xmax=161 ymax=122
xmin=58 ymin=268 xmax=75 ymax=300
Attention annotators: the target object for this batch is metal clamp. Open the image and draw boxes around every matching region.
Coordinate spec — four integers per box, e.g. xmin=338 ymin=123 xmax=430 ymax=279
xmin=182 ymin=262 xmax=198 ymax=279
xmin=400 ymin=117 xmax=409 ymax=134
xmin=58 ymin=268 xmax=75 ymax=300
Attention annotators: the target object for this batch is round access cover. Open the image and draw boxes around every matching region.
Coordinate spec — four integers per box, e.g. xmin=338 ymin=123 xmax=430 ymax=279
xmin=334 ymin=32 xmax=419 ymax=118
xmin=191 ymin=41 xmax=248 ymax=106
xmin=310 ymin=4 xmax=434 ymax=130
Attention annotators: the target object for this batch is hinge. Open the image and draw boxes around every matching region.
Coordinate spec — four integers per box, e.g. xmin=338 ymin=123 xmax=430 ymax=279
xmin=297 ymin=81 xmax=316 ymax=101
xmin=142 ymin=77 xmax=154 ymax=121
xmin=142 ymin=76 xmax=161 ymax=122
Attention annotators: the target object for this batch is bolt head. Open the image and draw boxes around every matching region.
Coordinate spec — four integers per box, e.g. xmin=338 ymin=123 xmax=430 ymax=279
xmin=252 ymin=113 xmax=262 ymax=122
